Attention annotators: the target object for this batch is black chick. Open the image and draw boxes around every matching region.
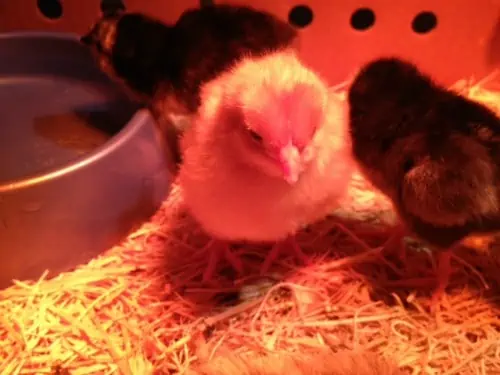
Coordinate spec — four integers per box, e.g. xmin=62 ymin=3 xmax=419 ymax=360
xmin=80 ymin=5 xmax=298 ymax=165
xmin=80 ymin=10 xmax=172 ymax=100
xmin=347 ymin=56 xmax=500 ymax=309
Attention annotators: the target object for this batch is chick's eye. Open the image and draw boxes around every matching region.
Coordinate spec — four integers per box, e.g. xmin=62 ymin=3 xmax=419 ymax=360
xmin=402 ymin=158 xmax=415 ymax=173
xmin=248 ymin=129 xmax=263 ymax=143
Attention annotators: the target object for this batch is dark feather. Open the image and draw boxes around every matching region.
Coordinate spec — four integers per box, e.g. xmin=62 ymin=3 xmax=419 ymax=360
xmin=82 ymin=4 xmax=298 ymax=113
xmin=348 ymin=56 xmax=500 ymax=250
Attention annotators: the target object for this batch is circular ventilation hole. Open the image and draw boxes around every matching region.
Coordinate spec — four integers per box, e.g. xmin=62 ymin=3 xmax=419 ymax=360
xmin=412 ymin=11 xmax=437 ymax=34
xmin=288 ymin=5 xmax=314 ymax=28
xmin=200 ymin=0 xmax=215 ymax=7
xmin=100 ymin=0 xmax=126 ymax=15
xmin=37 ymin=0 xmax=63 ymax=20
xmin=350 ymin=8 xmax=376 ymax=31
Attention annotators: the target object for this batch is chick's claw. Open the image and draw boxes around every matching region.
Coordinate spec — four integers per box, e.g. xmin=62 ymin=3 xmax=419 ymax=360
xmin=260 ymin=237 xmax=309 ymax=274
xmin=202 ymin=240 xmax=244 ymax=282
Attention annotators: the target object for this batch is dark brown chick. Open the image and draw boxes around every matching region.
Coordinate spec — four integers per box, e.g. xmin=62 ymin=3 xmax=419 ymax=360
xmin=80 ymin=5 xmax=298 ymax=166
xmin=80 ymin=10 xmax=173 ymax=101
xmin=347 ymin=56 xmax=500 ymax=310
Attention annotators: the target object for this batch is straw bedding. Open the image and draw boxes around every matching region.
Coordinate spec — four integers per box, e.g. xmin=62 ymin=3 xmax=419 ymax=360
xmin=2 ymin=76 xmax=500 ymax=375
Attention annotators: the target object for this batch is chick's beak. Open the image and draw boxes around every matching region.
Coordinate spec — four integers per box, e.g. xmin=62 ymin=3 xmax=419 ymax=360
xmin=279 ymin=142 xmax=302 ymax=184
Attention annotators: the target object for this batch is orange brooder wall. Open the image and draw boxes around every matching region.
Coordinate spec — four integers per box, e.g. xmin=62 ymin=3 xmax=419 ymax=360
xmin=0 ymin=0 xmax=500 ymax=87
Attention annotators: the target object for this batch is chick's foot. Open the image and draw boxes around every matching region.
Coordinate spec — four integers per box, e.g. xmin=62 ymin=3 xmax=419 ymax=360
xmin=382 ymin=224 xmax=407 ymax=263
xmin=429 ymin=249 xmax=453 ymax=313
xmin=261 ymin=236 xmax=309 ymax=274
xmin=202 ymin=239 xmax=244 ymax=282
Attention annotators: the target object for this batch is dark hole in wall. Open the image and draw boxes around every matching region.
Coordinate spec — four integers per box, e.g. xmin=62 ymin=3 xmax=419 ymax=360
xmin=412 ymin=11 xmax=438 ymax=34
xmin=350 ymin=8 xmax=376 ymax=31
xmin=288 ymin=5 xmax=314 ymax=28
xmin=200 ymin=0 xmax=215 ymax=7
xmin=100 ymin=0 xmax=126 ymax=15
xmin=37 ymin=0 xmax=63 ymax=20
